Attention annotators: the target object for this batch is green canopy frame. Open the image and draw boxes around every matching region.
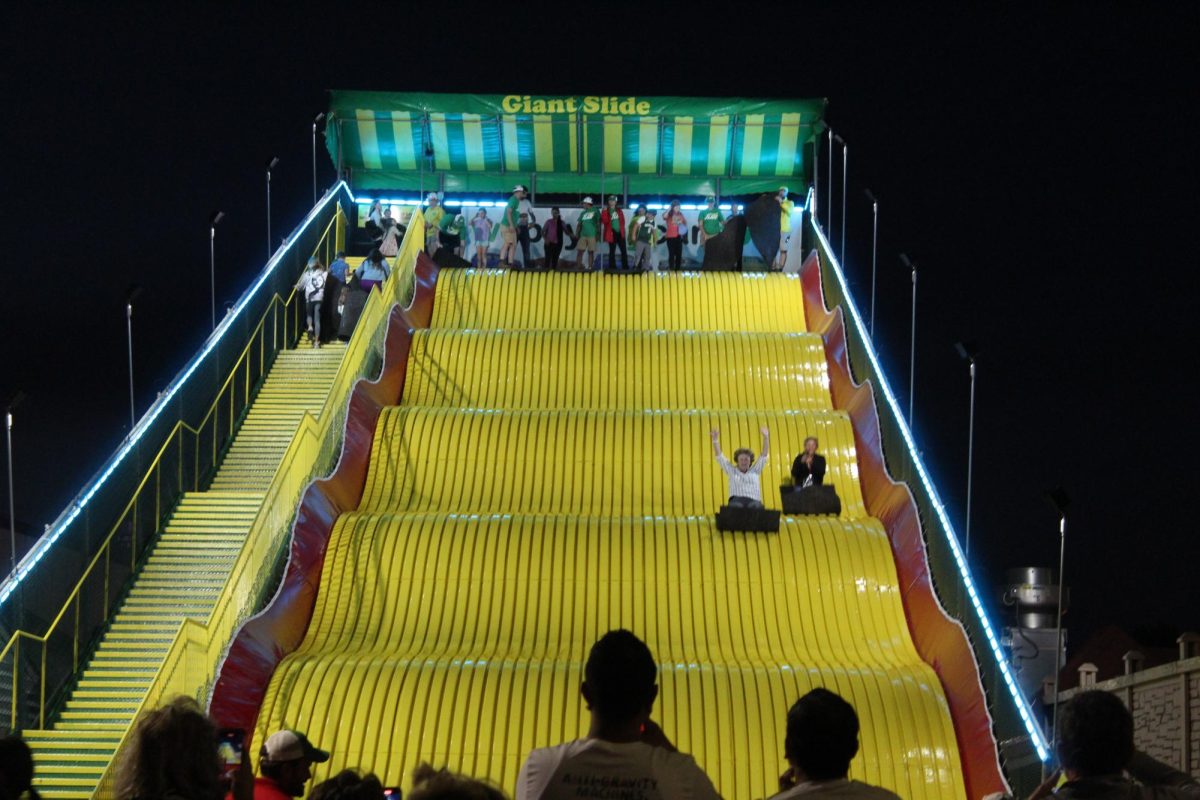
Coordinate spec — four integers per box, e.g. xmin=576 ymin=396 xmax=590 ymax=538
xmin=328 ymin=91 xmax=827 ymax=196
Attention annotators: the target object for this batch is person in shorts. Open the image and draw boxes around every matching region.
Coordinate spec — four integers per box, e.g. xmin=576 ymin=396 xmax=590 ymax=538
xmin=776 ymin=186 xmax=795 ymax=270
xmin=499 ymin=184 xmax=527 ymax=267
xmin=470 ymin=209 xmax=493 ymax=268
xmin=423 ymin=193 xmax=444 ymax=255
xmin=575 ymin=196 xmax=600 ymax=270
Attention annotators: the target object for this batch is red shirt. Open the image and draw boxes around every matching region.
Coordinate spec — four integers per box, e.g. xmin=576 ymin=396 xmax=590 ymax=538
xmin=599 ymin=207 xmax=626 ymax=243
xmin=227 ymin=777 xmax=293 ymax=800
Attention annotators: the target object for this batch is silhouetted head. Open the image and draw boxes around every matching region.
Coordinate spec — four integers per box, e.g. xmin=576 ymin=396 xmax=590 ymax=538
xmin=785 ymin=688 xmax=860 ymax=782
xmin=309 ymin=770 xmax=384 ymax=800
xmin=581 ymin=630 xmax=658 ymax=726
xmin=0 ymin=737 xmax=36 ymax=800
xmin=113 ymin=696 xmax=221 ymax=800
xmin=408 ymin=764 xmax=506 ymax=800
xmin=1057 ymin=691 xmax=1134 ymax=778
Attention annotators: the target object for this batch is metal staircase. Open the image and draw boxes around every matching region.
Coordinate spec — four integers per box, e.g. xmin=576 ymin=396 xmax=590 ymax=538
xmin=25 ymin=341 xmax=345 ymax=798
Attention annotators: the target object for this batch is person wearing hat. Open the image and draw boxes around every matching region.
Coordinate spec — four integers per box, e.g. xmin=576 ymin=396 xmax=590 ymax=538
xmin=499 ymin=184 xmax=527 ymax=267
xmin=697 ymin=196 xmax=724 ymax=246
xmin=575 ymin=197 xmax=600 ymax=270
xmin=599 ymin=195 xmax=628 ymax=272
xmin=439 ymin=211 xmax=468 ymax=259
xmin=423 ymin=193 xmax=445 ymax=255
xmin=252 ymin=730 xmax=330 ymax=800
xmin=776 ymin=186 xmax=795 ymax=270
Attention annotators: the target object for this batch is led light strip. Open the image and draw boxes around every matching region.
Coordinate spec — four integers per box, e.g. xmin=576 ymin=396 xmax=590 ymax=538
xmin=0 ymin=182 xmax=351 ymax=608
xmin=807 ymin=191 xmax=1050 ymax=762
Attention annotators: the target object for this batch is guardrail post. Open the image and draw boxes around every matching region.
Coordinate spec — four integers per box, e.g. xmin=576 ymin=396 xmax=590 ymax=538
xmin=11 ymin=636 xmax=19 ymax=730
xmin=73 ymin=596 xmax=79 ymax=674
xmin=39 ymin=642 xmax=45 ymax=728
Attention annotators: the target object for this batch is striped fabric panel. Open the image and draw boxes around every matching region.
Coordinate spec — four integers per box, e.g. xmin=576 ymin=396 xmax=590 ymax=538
xmin=355 ymin=109 xmax=382 ymax=170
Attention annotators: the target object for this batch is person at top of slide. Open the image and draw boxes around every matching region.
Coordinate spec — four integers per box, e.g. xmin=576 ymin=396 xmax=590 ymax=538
xmin=499 ymin=184 xmax=527 ymax=267
xmin=698 ymin=196 xmax=725 ymax=245
xmin=470 ymin=208 xmax=493 ymax=268
xmin=516 ymin=630 xmax=721 ymax=800
xmin=663 ymin=200 xmax=687 ymax=271
xmin=423 ymin=193 xmax=444 ymax=255
xmin=599 ymin=195 xmax=629 ymax=272
xmin=776 ymin=186 xmax=795 ymax=270
xmin=711 ymin=426 xmax=769 ymax=508
xmin=575 ymin=196 xmax=600 ymax=271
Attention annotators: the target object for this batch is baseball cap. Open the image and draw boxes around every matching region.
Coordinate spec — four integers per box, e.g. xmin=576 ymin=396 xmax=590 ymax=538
xmin=779 ymin=186 xmax=789 ymax=196
xmin=512 ymin=184 xmax=528 ymax=193
xmin=426 ymin=192 xmax=439 ymax=202
xmin=705 ymin=195 xmax=716 ymax=203
xmin=260 ymin=731 xmax=330 ymax=765
xmin=582 ymin=196 xmax=594 ymax=204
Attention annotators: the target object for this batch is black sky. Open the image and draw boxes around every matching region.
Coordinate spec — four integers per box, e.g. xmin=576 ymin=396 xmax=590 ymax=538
xmin=1 ymin=2 xmax=1197 ymax=648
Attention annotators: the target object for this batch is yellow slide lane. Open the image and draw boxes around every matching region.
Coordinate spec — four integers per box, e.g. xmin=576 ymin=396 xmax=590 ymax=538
xmin=254 ymin=273 xmax=967 ymax=799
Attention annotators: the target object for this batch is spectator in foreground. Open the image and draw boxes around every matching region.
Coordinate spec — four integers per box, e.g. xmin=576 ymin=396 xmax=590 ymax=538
xmin=0 ymin=736 xmax=38 ymax=800
xmin=575 ymin=197 xmax=600 ymax=271
xmin=711 ymin=426 xmax=769 ymax=509
xmin=599 ymin=196 xmax=628 ymax=272
xmin=770 ymin=689 xmax=899 ymax=799
xmin=1026 ymin=690 xmax=1200 ymax=800
xmin=409 ymin=764 xmax=507 ymax=800
xmin=309 ymin=770 xmax=384 ymax=800
xmin=114 ymin=696 xmax=225 ymax=800
xmin=791 ymin=437 xmax=826 ymax=488
xmin=516 ymin=629 xmax=720 ymax=800
xmin=255 ymin=730 xmax=330 ymax=800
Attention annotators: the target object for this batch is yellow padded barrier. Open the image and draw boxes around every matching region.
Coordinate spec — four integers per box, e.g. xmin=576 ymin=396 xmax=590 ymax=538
xmin=431 ymin=270 xmax=808 ymax=333
xmin=360 ymin=408 xmax=866 ymax=519
xmin=404 ymin=330 xmax=833 ymax=412
xmin=256 ymin=514 xmax=965 ymax=800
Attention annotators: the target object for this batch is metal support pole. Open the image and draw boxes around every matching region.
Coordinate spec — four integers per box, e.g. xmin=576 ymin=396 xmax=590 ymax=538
xmin=126 ymin=302 xmax=135 ymax=432
xmin=867 ymin=191 xmax=878 ymax=337
xmin=266 ymin=168 xmax=272 ymax=259
xmin=210 ymin=226 xmax=216 ymax=331
xmin=812 ymin=137 xmax=820 ymax=229
xmin=6 ymin=411 xmax=14 ymax=580
xmin=909 ymin=264 xmax=917 ymax=430
xmin=1051 ymin=514 xmax=1067 ymax=758
xmin=840 ymin=141 xmax=847 ymax=266
xmin=826 ymin=129 xmax=833 ymax=236
xmin=965 ymin=359 xmax=976 ymax=559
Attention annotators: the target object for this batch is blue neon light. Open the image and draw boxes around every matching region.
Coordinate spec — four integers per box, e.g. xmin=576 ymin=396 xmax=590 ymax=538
xmin=0 ymin=182 xmax=352 ymax=609
xmin=807 ymin=193 xmax=1050 ymax=762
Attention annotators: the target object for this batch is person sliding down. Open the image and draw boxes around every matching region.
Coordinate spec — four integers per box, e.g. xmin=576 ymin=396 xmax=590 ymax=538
xmin=711 ymin=426 xmax=769 ymax=508
xmin=791 ymin=437 xmax=826 ymax=488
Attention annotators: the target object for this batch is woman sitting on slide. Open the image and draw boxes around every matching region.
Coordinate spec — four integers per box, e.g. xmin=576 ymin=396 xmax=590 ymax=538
xmin=791 ymin=436 xmax=826 ymax=488
xmin=711 ymin=426 xmax=769 ymax=508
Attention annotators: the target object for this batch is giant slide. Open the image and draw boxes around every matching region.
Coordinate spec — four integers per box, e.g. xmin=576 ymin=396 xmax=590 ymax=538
xmin=216 ymin=267 xmax=980 ymax=798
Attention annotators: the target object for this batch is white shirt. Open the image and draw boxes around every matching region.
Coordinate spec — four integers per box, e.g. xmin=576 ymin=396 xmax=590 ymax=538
xmin=768 ymin=779 xmax=901 ymax=800
xmin=516 ymin=739 xmax=721 ymax=800
xmin=716 ymin=453 xmax=766 ymax=502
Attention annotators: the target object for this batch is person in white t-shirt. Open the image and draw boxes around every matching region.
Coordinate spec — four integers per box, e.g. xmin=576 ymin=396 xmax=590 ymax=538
xmin=768 ymin=689 xmax=900 ymax=800
xmin=515 ymin=630 xmax=721 ymax=800
xmin=711 ymin=427 xmax=770 ymax=509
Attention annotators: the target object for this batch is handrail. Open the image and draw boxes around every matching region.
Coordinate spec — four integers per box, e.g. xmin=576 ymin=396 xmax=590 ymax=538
xmin=0 ymin=192 xmax=352 ymax=735
xmin=90 ymin=209 xmax=425 ymax=799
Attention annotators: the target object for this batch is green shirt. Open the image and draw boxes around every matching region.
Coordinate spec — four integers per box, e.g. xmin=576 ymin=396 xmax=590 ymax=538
xmin=577 ymin=207 xmax=600 ymax=237
xmin=609 ymin=208 xmax=622 ymax=232
xmin=636 ymin=220 xmax=658 ymax=244
xmin=699 ymin=208 xmax=724 ymax=235
xmin=440 ymin=215 xmax=466 ymax=236
xmin=501 ymin=195 xmax=521 ymax=229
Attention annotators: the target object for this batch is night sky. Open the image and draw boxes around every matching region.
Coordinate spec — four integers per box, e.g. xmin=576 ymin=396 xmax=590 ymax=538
xmin=1 ymin=3 xmax=1197 ymax=650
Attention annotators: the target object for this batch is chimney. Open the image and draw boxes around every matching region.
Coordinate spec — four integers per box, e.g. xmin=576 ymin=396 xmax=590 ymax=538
xmin=1122 ymin=650 xmax=1144 ymax=675
xmin=1078 ymin=662 xmax=1099 ymax=689
xmin=1178 ymin=632 xmax=1200 ymax=661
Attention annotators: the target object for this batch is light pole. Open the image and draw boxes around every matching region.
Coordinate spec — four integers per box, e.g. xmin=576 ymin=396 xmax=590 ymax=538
xmin=266 ymin=157 xmax=279 ymax=259
xmin=209 ymin=210 xmax=225 ymax=330
xmin=900 ymin=253 xmax=917 ymax=430
xmin=955 ymin=341 xmax=979 ymax=559
xmin=126 ymin=285 xmax=143 ymax=433
xmin=865 ymin=190 xmax=878 ymax=337
xmin=312 ymin=113 xmax=325 ymax=206
xmin=833 ymin=133 xmax=847 ymax=266
xmin=6 ymin=392 xmax=23 ymax=581
xmin=826 ymin=128 xmax=834 ymax=237
xmin=1048 ymin=487 xmax=1072 ymax=763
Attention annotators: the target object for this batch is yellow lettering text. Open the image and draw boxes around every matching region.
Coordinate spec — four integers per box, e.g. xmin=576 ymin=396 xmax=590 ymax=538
xmin=637 ymin=100 xmax=651 ymax=115
xmin=501 ymin=95 xmax=522 ymax=113
xmin=582 ymin=96 xmax=601 ymax=113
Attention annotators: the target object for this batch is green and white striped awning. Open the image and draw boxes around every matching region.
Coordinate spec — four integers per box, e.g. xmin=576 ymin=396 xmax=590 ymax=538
xmin=328 ymin=91 xmax=826 ymax=194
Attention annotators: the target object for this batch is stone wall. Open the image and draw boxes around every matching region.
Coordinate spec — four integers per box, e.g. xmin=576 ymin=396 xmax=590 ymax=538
xmin=1054 ymin=641 xmax=1199 ymax=778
